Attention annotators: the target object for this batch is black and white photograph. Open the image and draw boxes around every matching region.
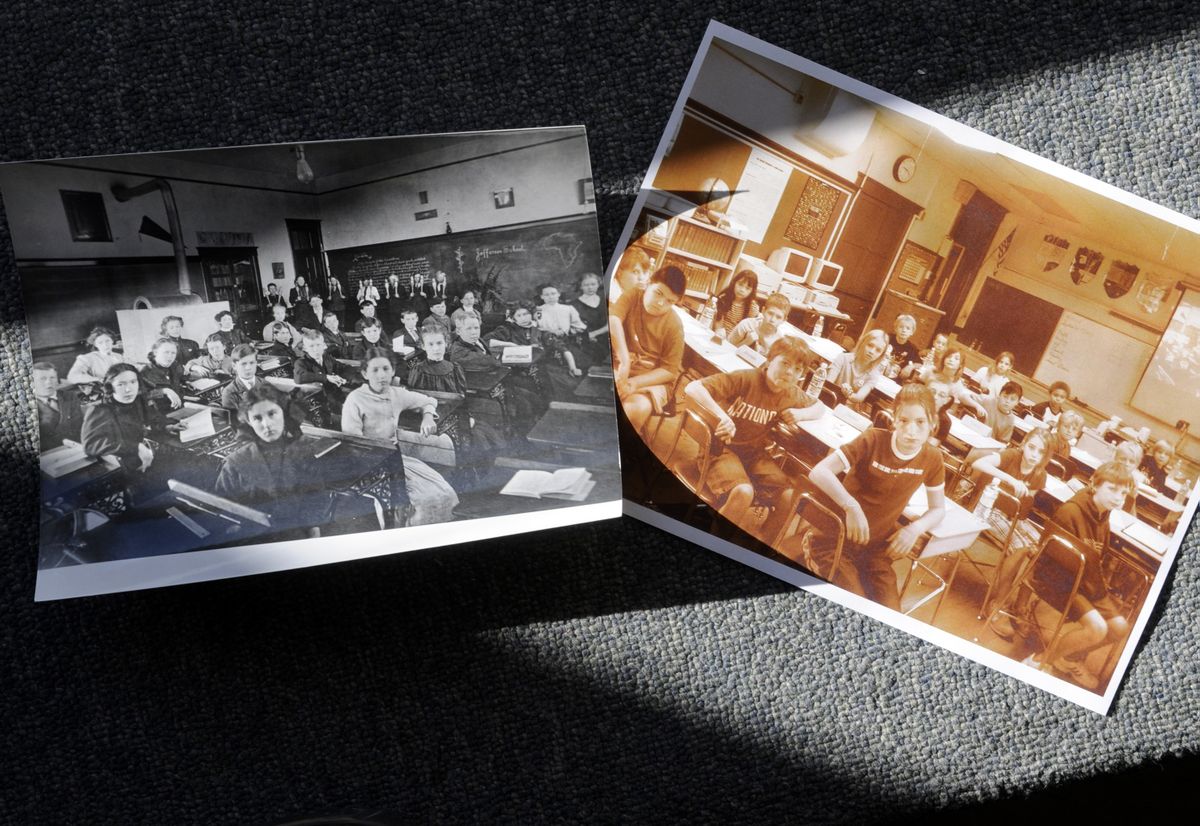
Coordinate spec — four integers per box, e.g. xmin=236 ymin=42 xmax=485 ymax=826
xmin=3 ymin=127 xmax=621 ymax=601
xmin=609 ymin=23 xmax=1200 ymax=713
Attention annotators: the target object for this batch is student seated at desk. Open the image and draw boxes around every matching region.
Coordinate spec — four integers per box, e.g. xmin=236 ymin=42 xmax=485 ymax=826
xmin=919 ymin=347 xmax=986 ymax=418
xmin=830 ymin=329 xmax=888 ymax=408
xmin=220 ymin=345 xmax=262 ymax=412
xmin=423 ymin=296 xmax=454 ymax=340
xmin=355 ymin=299 xmax=383 ymax=335
xmin=1112 ymin=441 xmax=1146 ymax=515
xmin=609 ymin=245 xmax=652 ymax=301
xmin=261 ymin=322 xmax=299 ymax=359
xmin=1023 ymin=461 xmax=1136 ymax=690
xmin=927 ymin=380 xmax=954 ymax=448
xmin=392 ymin=308 xmax=423 ymax=356
xmin=32 ymin=362 xmax=83 ymax=450
xmin=186 ymin=333 xmax=235 ymax=379
xmin=1050 ymin=410 xmax=1085 ymax=471
xmin=160 ymin=315 xmax=200 ymax=365
xmin=262 ymin=304 xmax=303 ymax=348
xmin=972 ymin=428 xmax=1054 ymax=638
xmin=295 ymin=294 xmax=324 ymax=332
xmin=351 ymin=317 xmax=390 ymax=363
xmin=1032 ymin=380 xmax=1071 ymax=426
xmin=214 ymin=382 xmax=331 ymax=539
xmin=969 ymin=379 xmax=1021 ymax=443
xmin=886 ymin=315 xmax=921 ymax=374
xmin=212 ymin=310 xmax=249 ymax=354
xmin=712 ymin=269 xmax=760 ymax=337
xmin=407 ymin=327 xmax=504 ymax=463
xmin=904 ymin=332 xmax=949 ymax=380
xmin=486 ymin=300 xmax=542 ymax=349
xmin=791 ymin=383 xmax=947 ymax=612
xmin=727 ymin=292 xmax=790 ymax=357
xmin=449 ymin=287 xmax=483 ymax=331
xmin=341 ymin=347 xmax=459 ymax=526
xmin=294 ymin=328 xmax=352 ymax=410
xmin=536 ymin=283 xmax=587 ymax=377
xmin=976 ymin=351 xmax=1015 ymax=397
xmin=1139 ymin=439 xmax=1175 ymax=496
xmin=610 ymin=265 xmax=686 ymax=434
xmin=450 ymin=315 xmax=546 ymax=425
xmin=81 ymin=363 xmax=181 ymax=475
xmin=139 ymin=337 xmax=187 ymax=412
xmin=321 ymin=312 xmax=350 ymax=359
xmin=683 ymin=336 xmax=823 ymax=539
xmin=67 ymin=326 xmax=127 ymax=386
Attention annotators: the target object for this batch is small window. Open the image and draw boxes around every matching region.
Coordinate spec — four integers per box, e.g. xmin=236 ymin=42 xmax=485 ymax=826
xmin=418 ymin=190 xmax=429 ymax=205
xmin=60 ymin=190 xmax=112 ymax=242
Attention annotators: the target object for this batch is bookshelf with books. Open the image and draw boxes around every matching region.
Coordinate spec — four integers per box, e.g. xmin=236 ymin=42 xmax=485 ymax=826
xmin=661 ymin=214 xmax=745 ymax=299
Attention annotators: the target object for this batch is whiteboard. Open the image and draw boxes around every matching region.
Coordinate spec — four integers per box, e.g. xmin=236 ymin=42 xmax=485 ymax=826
xmin=1034 ymin=311 xmax=1153 ymax=416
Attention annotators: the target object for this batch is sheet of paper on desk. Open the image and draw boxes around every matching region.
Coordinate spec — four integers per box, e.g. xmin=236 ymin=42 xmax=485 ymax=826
xmin=258 ymin=357 xmax=281 ymax=371
xmin=1122 ymin=520 xmax=1169 ymax=556
xmin=501 ymin=345 xmax=533 ymax=364
xmin=605 ymin=21 xmax=1200 ymax=714
xmin=189 ymin=378 xmax=221 ymax=392
xmin=178 ymin=408 xmax=218 ymax=444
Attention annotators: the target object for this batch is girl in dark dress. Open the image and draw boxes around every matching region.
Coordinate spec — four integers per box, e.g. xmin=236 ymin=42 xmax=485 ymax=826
xmin=139 ymin=337 xmax=187 ymax=412
xmin=159 ymin=315 xmax=201 ymax=365
xmin=570 ymin=272 xmax=608 ymax=366
xmin=214 ymin=382 xmax=332 ymax=536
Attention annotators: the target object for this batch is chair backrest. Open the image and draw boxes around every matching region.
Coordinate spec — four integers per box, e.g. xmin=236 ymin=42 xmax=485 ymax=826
xmin=1046 ymin=457 xmax=1069 ymax=480
xmin=819 ymin=384 xmax=843 ymax=410
xmin=669 ymin=409 xmax=717 ymax=495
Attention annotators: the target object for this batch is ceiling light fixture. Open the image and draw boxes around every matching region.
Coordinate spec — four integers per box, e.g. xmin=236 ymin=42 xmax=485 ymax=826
xmin=294 ymin=145 xmax=315 ymax=184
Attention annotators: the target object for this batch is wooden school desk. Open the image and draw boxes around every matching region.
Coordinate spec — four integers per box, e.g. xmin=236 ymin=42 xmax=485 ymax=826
xmin=526 ymin=401 xmax=617 ymax=458
xmin=946 ymin=415 xmax=1006 ymax=454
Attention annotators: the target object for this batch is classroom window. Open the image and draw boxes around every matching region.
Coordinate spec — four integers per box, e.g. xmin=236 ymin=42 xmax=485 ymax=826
xmin=60 ymin=190 xmax=112 ymax=242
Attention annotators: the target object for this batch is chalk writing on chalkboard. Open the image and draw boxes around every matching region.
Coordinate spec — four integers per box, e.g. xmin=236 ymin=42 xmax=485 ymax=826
xmin=347 ymin=254 xmax=431 ymax=290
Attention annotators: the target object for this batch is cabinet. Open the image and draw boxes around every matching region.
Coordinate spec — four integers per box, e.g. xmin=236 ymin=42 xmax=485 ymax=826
xmin=661 ymin=214 xmax=746 ymax=300
xmin=198 ymin=247 xmax=263 ymax=333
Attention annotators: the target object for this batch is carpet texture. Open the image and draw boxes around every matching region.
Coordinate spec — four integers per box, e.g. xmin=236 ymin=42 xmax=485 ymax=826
xmin=1 ymin=1 xmax=1197 ymax=823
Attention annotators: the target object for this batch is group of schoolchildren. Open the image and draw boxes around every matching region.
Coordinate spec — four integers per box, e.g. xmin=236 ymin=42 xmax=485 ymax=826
xmin=611 ymin=248 xmax=1179 ymax=691
xmin=41 ymin=267 xmax=613 ymax=544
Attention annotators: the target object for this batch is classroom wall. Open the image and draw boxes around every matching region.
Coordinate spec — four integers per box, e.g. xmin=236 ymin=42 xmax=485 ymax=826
xmin=319 ymin=135 xmax=595 ymax=252
xmin=0 ymin=162 xmax=318 ymax=293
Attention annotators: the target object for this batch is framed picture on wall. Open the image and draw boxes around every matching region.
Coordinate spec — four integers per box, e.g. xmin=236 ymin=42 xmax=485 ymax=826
xmin=493 ymin=188 xmax=515 ymax=209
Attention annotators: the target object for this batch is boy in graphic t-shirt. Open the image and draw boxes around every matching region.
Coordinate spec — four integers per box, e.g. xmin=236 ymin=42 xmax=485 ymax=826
xmin=683 ymin=336 xmax=823 ymax=539
xmin=797 ymin=382 xmax=947 ymax=611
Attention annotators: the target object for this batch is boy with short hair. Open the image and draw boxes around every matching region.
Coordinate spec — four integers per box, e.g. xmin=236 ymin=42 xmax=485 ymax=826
xmin=262 ymin=303 xmax=302 ymax=346
xmin=355 ymin=299 xmax=383 ymax=334
xmin=683 ymin=336 xmax=823 ymax=538
xmin=610 ymin=265 xmax=687 ymax=433
xmin=971 ymin=379 xmax=1022 ymax=443
xmin=321 ymin=311 xmax=350 ymax=359
xmin=352 ymin=318 xmax=391 ymax=363
xmin=424 ymin=296 xmax=453 ymax=340
xmin=728 ymin=292 xmax=791 ymax=356
xmin=220 ymin=344 xmax=261 ymax=412
xmin=294 ymin=328 xmax=351 ymax=413
xmin=31 ymin=361 xmax=83 ymax=449
xmin=887 ymin=314 xmax=921 ymax=371
xmin=611 ymin=246 xmax=653 ymax=300
xmin=393 ymin=308 xmax=423 ymax=356
xmin=1033 ymin=380 xmax=1071 ymax=425
xmin=1026 ymin=461 xmax=1136 ymax=690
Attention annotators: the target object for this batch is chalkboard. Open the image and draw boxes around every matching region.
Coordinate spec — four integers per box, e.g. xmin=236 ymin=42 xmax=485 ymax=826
xmin=326 ymin=216 xmax=604 ymax=309
xmin=960 ymin=278 xmax=1063 ymax=376
xmin=1036 ymin=311 xmax=1153 ymax=416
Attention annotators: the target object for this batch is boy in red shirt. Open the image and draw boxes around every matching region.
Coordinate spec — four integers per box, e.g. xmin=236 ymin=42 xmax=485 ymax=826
xmin=802 ymin=383 xmax=947 ymax=611
xmin=683 ymin=336 xmax=823 ymax=539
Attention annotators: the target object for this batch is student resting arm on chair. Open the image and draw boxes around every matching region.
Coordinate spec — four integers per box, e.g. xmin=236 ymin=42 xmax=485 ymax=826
xmin=609 ymin=265 xmax=686 ymax=434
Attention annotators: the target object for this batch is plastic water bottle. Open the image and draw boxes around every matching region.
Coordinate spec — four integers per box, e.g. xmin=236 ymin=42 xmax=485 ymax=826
xmin=977 ymin=480 xmax=1000 ymax=517
xmin=812 ymin=314 xmax=824 ymax=337
xmin=806 ymin=361 xmax=828 ymax=403
xmin=700 ymin=296 xmax=718 ymax=329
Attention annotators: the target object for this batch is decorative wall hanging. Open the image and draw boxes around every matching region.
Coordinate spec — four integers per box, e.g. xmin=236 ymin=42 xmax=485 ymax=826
xmin=1136 ymin=272 xmax=1173 ymax=314
xmin=1069 ymin=246 xmax=1104 ymax=285
xmin=1103 ymin=260 xmax=1140 ymax=299
xmin=784 ymin=177 xmax=839 ymax=249
xmin=1040 ymin=233 xmax=1069 ymax=272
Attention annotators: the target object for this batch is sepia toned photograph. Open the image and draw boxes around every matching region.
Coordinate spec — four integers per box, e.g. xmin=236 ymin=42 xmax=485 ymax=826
xmin=3 ymin=127 xmax=620 ymax=601
xmin=608 ymin=23 xmax=1200 ymax=713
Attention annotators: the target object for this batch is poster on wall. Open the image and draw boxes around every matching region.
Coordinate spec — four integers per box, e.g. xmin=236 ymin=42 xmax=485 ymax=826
xmin=605 ymin=21 xmax=1200 ymax=714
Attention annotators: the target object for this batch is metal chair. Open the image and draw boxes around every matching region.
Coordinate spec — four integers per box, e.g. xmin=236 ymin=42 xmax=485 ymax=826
xmin=986 ymin=531 xmax=1088 ymax=660
xmin=1046 ymin=457 xmax=1070 ymax=481
xmin=656 ymin=408 xmax=718 ymax=525
xmin=819 ymin=384 xmax=843 ymax=410
xmin=774 ymin=486 xmax=845 ymax=583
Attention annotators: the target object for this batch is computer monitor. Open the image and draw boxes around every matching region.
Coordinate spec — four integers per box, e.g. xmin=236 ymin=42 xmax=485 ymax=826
xmin=809 ymin=259 xmax=843 ymax=293
xmin=766 ymin=247 xmax=815 ymax=284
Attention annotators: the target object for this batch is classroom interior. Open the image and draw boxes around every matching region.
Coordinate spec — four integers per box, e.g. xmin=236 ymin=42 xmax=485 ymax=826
xmin=4 ymin=128 xmax=620 ymax=583
xmin=615 ymin=39 xmax=1198 ymax=694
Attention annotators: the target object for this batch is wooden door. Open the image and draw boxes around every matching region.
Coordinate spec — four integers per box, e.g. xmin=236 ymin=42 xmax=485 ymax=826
xmin=286 ymin=219 xmax=329 ymax=294
xmin=940 ymin=192 xmax=1007 ymax=332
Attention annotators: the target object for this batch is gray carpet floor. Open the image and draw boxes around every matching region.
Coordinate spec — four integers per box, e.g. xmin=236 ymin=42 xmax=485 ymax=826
xmin=1 ymin=1 xmax=1197 ymax=823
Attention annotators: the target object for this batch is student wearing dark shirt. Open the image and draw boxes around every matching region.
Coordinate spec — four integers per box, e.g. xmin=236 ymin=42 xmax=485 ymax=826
xmin=355 ymin=299 xmax=384 ymax=335
xmin=887 ymin=314 xmax=921 ymax=373
xmin=392 ymin=308 xmax=424 ymax=356
xmin=321 ymin=312 xmax=350 ymax=359
xmin=610 ymin=265 xmax=686 ymax=433
xmin=486 ymin=300 xmax=543 ymax=348
xmin=1032 ymin=380 xmax=1071 ymax=424
xmin=261 ymin=322 xmax=299 ymax=359
xmin=212 ymin=310 xmax=249 ymax=354
xmin=160 ymin=315 xmax=201 ymax=365
xmin=684 ymin=336 xmax=822 ymax=540
xmin=351 ymin=318 xmax=391 ymax=363
xmin=186 ymin=333 xmax=236 ymax=379
xmin=449 ymin=314 xmax=544 ymax=426
xmin=140 ymin=337 xmax=187 ymax=412
xmin=1139 ymin=439 xmax=1175 ymax=496
xmin=81 ymin=363 xmax=179 ymax=477
xmin=1025 ymin=461 xmax=1136 ymax=690
xmin=797 ymin=383 xmax=947 ymax=611
xmin=31 ymin=362 xmax=83 ymax=450
xmin=294 ymin=328 xmax=352 ymax=414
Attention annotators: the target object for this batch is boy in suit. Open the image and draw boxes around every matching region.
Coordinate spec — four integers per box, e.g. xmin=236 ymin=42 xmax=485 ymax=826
xmin=32 ymin=362 xmax=84 ymax=450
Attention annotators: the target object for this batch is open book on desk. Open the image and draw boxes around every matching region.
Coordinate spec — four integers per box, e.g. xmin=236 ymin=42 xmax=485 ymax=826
xmin=500 ymin=467 xmax=595 ymax=501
